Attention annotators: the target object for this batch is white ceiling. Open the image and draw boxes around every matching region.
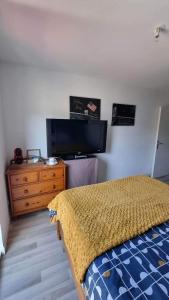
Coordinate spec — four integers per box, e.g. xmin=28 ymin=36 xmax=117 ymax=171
xmin=0 ymin=0 xmax=169 ymax=89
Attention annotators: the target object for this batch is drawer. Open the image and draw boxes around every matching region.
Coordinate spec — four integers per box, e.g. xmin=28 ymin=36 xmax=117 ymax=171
xmin=10 ymin=172 xmax=38 ymax=186
xmin=40 ymin=168 xmax=64 ymax=181
xmin=12 ymin=179 xmax=64 ymax=200
xmin=13 ymin=192 xmax=58 ymax=214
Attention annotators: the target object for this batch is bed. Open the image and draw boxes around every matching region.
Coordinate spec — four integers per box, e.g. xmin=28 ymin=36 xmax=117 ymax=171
xmin=48 ymin=176 xmax=169 ymax=300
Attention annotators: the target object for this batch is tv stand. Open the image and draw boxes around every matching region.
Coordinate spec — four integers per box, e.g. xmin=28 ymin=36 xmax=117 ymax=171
xmin=64 ymin=157 xmax=98 ymax=188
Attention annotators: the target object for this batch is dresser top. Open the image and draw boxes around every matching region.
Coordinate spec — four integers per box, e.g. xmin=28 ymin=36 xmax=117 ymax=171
xmin=6 ymin=160 xmax=65 ymax=174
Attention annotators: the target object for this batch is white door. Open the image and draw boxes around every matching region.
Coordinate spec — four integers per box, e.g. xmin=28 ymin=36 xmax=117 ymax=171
xmin=153 ymin=105 xmax=169 ymax=178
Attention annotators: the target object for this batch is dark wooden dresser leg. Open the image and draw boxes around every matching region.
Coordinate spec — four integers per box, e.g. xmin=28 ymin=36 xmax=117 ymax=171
xmin=56 ymin=221 xmax=62 ymax=240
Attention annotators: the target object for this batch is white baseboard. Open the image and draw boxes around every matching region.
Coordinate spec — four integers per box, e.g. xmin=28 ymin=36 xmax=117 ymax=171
xmin=0 ymin=222 xmax=9 ymax=256
xmin=0 ymin=244 xmax=5 ymax=256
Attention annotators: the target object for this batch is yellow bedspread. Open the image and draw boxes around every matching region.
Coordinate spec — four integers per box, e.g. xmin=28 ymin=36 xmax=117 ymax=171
xmin=48 ymin=175 xmax=169 ymax=283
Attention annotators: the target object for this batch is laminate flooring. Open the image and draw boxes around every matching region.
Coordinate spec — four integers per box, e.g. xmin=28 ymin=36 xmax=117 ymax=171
xmin=0 ymin=210 xmax=78 ymax=300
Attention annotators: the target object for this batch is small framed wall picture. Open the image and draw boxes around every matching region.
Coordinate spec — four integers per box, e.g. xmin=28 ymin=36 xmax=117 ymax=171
xmin=111 ymin=103 xmax=136 ymax=126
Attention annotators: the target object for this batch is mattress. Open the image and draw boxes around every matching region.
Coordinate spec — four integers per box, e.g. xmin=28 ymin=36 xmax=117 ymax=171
xmin=83 ymin=221 xmax=169 ymax=300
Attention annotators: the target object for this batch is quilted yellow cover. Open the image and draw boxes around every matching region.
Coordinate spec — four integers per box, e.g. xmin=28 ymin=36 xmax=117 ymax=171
xmin=48 ymin=175 xmax=169 ymax=283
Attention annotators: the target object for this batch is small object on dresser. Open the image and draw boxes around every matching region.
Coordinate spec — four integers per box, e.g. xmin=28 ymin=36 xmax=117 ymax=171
xmin=13 ymin=148 xmax=23 ymax=164
xmin=47 ymin=157 xmax=58 ymax=166
xmin=26 ymin=149 xmax=41 ymax=159
xmin=27 ymin=157 xmax=40 ymax=164
xmin=26 ymin=149 xmax=46 ymax=164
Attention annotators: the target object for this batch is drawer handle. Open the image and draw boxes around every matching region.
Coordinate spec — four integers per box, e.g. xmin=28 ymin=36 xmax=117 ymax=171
xmin=52 ymin=173 xmax=56 ymax=177
xmin=16 ymin=178 xmax=19 ymax=182
xmin=25 ymin=202 xmax=29 ymax=207
xmin=23 ymin=177 xmax=28 ymax=182
xmin=53 ymin=185 xmax=56 ymax=189
xmin=24 ymin=189 xmax=29 ymax=194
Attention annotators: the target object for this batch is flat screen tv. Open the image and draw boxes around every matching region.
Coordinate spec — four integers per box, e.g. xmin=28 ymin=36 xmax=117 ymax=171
xmin=46 ymin=119 xmax=107 ymax=158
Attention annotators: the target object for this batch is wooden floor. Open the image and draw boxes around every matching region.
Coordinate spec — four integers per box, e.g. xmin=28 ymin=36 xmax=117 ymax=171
xmin=0 ymin=210 xmax=78 ymax=300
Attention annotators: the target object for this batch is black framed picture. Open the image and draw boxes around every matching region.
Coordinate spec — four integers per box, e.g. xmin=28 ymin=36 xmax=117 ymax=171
xmin=70 ymin=96 xmax=101 ymax=120
xmin=111 ymin=103 xmax=136 ymax=126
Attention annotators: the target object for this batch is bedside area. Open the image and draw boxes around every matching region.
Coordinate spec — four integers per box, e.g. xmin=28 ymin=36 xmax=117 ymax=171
xmin=6 ymin=161 xmax=66 ymax=217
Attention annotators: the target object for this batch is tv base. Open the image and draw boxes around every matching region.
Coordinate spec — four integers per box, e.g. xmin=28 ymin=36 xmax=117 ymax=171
xmin=61 ymin=154 xmax=96 ymax=161
xmin=74 ymin=154 xmax=88 ymax=159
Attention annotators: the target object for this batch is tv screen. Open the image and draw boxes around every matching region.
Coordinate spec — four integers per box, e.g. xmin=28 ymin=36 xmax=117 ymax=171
xmin=46 ymin=119 xmax=107 ymax=158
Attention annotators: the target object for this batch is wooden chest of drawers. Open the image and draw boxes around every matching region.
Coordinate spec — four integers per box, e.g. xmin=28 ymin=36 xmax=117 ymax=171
xmin=6 ymin=161 xmax=66 ymax=217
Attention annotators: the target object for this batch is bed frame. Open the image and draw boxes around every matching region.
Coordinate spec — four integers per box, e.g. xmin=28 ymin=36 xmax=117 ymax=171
xmin=56 ymin=221 xmax=85 ymax=300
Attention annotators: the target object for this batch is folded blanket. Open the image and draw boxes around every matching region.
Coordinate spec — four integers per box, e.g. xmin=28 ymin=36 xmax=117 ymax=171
xmin=48 ymin=176 xmax=169 ymax=283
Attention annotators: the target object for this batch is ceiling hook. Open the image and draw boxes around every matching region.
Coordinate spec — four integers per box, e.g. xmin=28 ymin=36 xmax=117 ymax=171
xmin=154 ymin=25 xmax=166 ymax=39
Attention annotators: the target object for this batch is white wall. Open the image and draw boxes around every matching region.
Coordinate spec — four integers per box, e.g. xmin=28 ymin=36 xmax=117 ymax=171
xmin=0 ymin=63 xmax=160 ymax=182
xmin=0 ymin=94 xmax=9 ymax=253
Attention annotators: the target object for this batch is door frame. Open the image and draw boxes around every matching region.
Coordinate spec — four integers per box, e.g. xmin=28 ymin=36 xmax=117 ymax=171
xmin=151 ymin=106 xmax=162 ymax=177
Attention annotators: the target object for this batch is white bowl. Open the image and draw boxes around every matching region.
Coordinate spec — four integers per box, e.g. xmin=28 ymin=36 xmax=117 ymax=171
xmin=46 ymin=160 xmax=58 ymax=166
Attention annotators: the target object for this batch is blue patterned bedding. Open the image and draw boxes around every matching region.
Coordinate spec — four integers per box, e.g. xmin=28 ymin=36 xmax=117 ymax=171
xmin=83 ymin=221 xmax=169 ymax=300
